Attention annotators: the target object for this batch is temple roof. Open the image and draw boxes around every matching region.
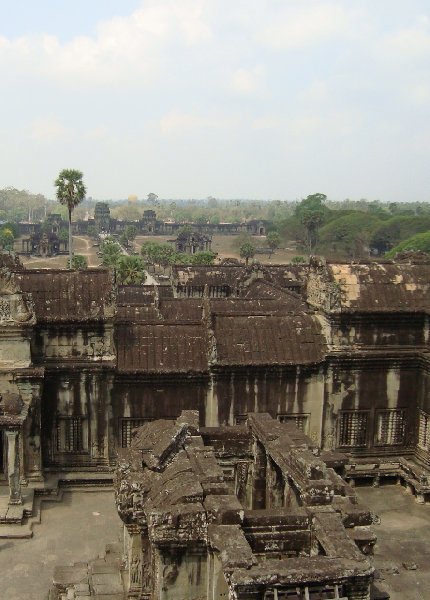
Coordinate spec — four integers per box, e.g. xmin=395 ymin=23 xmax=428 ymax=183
xmin=18 ymin=269 xmax=114 ymax=322
xmin=328 ymin=262 xmax=430 ymax=313
xmin=116 ymin=322 xmax=209 ymax=374
xmin=214 ymin=314 xmax=326 ymax=366
xmin=172 ymin=265 xmax=246 ymax=288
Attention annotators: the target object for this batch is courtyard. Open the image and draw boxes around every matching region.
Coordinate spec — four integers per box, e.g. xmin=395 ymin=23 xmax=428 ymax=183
xmin=1 ymin=484 xmax=429 ymax=599
xmin=357 ymin=484 xmax=430 ymax=600
xmin=0 ymin=490 xmax=121 ymax=600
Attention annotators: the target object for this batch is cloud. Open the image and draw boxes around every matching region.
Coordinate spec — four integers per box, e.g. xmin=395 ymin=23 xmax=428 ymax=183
xmin=29 ymin=117 xmax=71 ymax=142
xmin=406 ymin=82 xmax=430 ymax=105
xmin=259 ymin=3 xmax=353 ymax=50
xmin=85 ymin=126 xmax=109 ymax=140
xmin=231 ymin=65 xmax=265 ymax=95
xmin=159 ymin=111 xmax=229 ymax=134
xmin=252 ymin=116 xmax=283 ymax=130
xmin=378 ymin=26 xmax=430 ymax=61
xmin=0 ymin=0 xmax=212 ymax=86
xmin=1 ymin=0 xmax=430 ymax=202
xmin=298 ymin=80 xmax=330 ymax=104
xmin=290 ymin=109 xmax=363 ymax=138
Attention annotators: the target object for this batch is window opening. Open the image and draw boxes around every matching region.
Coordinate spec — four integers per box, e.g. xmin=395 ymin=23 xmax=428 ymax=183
xmin=338 ymin=411 xmax=368 ymax=448
xmin=375 ymin=409 xmax=405 ymax=446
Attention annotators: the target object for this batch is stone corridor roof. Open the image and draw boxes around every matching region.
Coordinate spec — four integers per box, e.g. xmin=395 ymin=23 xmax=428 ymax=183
xmin=10 ymin=258 xmax=430 ymax=374
xmin=214 ymin=314 xmax=326 ymax=366
xmin=116 ymin=323 xmax=209 ymax=374
xmin=18 ymin=269 xmax=114 ymax=322
xmin=328 ymin=262 xmax=430 ymax=313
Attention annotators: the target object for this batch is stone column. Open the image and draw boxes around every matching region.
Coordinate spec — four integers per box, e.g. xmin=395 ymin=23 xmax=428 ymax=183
xmin=6 ymin=430 xmax=22 ymax=505
xmin=125 ymin=524 xmax=144 ymax=597
xmin=252 ymin=440 xmax=267 ymax=509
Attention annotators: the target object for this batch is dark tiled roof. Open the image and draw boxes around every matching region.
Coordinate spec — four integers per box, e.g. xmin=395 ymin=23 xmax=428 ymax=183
xmin=117 ymin=285 xmax=157 ymax=306
xmin=214 ymin=314 xmax=326 ymax=366
xmin=116 ymin=323 xmax=208 ymax=373
xmin=116 ymin=305 xmax=160 ymax=321
xmin=329 ymin=263 xmax=430 ymax=313
xmin=242 ymin=280 xmax=308 ymax=309
xmin=260 ymin=264 xmax=307 ymax=287
xmin=172 ymin=266 xmax=245 ymax=288
xmin=158 ymin=299 xmax=203 ymax=322
xmin=18 ymin=269 xmax=113 ymax=322
xmin=209 ymin=298 xmax=304 ymax=316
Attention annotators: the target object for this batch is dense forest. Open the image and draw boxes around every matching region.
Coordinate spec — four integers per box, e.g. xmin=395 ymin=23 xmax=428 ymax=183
xmin=2 ymin=187 xmax=430 ymax=259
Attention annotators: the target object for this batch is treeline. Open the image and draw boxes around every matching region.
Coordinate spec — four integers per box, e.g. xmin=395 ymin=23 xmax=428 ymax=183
xmin=0 ymin=187 xmax=49 ymax=222
xmin=3 ymin=185 xmax=430 ymax=259
xmin=278 ymin=194 xmax=430 ymax=259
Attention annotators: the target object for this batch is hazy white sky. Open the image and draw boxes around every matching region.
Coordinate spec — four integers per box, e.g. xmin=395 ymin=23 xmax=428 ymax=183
xmin=1 ymin=1 xmax=429 ymax=201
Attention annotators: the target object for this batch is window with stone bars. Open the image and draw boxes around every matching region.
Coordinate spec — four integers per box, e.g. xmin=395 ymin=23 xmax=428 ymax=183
xmin=56 ymin=417 xmax=86 ymax=452
xmin=120 ymin=418 xmax=153 ymax=448
xmin=278 ymin=414 xmax=310 ymax=435
xmin=338 ymin=411 xmax=368 ymax=448
xmin=263 ymin=584 xmax=345 ymax=599
xmin=418 ymin=411 xmax=430 ymax=450
xmin=234 ymin=414 xmax=248 ymax=425
xmin=375 ymin=409 xmax=406 ymax=446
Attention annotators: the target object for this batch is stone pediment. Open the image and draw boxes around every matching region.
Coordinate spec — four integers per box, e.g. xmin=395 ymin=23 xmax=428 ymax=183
xmin=0 ymin=294 xmax=34 ymax=325
xmin=0 ymin=264 xmax=20 ymax=295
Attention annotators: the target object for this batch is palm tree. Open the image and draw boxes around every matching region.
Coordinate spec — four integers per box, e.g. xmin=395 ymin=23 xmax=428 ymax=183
xmin=54 ymin=169 xmax=86 ymax=267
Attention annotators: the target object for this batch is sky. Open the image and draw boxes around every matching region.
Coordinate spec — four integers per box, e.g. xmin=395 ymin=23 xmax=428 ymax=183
xmin=0 ymin=1 xmax=429 ymax=202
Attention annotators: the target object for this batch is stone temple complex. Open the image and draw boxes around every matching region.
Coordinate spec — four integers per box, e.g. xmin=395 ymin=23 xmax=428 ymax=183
xmin=1 ymin=251 xmax=430 ymax=598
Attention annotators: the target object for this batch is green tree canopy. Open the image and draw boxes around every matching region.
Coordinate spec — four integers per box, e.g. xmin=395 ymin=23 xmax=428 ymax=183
xmin=266 ymin=231 xmax=281 ymax=251
xmin=0 ymin=187 xmax=47 ymax=222
xmin=125 ymin=224 xmax=138 ymax=242
xmin=141 ymin=241 xmax=161 ymax=263
xmin=239 ymin=241 xmax=256 ymax=265
xmin=87 ymin=225 xmax=98 ymax=239
xmin=0 ymin=227 xmax=15 ymax=251
xmin=68 ymin=254 xmax=88 ymax=269
xmin=116 ymin=255 xmax=147 ymax=285
xmin=386 ymin=231 xmax=430 ymax=257
xmin=100 ymin=239 xmax=122 ymax=268
xmin=294 ymin=193 xmax=330 ymax=252
xmin=189 ymin=251 xmax=217 ymax=266
xmin=317 ymin=212 xmax=381 ymax=259
xmin=1 ymin=222 xmax=18 ymax=237
xmin=140 ymin=241 xmax=174 ymax=269
xmin=291 ymin=255 xmax=306 ymax=264
xmin=369 ymin=216 xmax=430 ymax=255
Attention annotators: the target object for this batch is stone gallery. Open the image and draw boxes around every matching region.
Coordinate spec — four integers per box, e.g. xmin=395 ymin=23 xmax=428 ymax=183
xmin=1 ymin=251 xmax=430 ymax=598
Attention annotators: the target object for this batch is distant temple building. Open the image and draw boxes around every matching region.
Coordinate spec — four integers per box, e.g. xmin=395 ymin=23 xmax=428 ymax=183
xmin=20 ymin=214 xmax=68 ymax=257
xmin=93 ymin=202 xmax=111 ymax=233
xmin=173 ymin=230 xmax=212 ymax=254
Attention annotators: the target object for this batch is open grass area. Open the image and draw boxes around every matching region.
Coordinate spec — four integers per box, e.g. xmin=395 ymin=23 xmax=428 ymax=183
xmin=136 ymin=234 xmax=303 ymax=265
xmin=17 ymin=236 xmax=102 ymax=269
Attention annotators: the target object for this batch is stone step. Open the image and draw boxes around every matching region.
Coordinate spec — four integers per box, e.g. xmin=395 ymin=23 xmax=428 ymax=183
xmin=0 ymin=487 xmax=34 ymax=524
xmin=0 ymin=522 xmax=33 ymax=538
